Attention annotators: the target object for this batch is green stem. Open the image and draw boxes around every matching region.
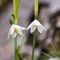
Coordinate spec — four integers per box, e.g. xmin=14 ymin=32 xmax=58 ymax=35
xmin=34 ymin=0 xmax=38 ymax=19
xmin=13 ymin=0 xmax=19 ymax=60
xmin=31 ymin=33 xmax=35 ymax=60
xmin=19 ymin=47 xmax=23 ymax=60
xmin=13 ymin=0 xmax=18 ymax=24
xmin=51 ymin=42 xmax=58 ymax=57
xmin=32 ymin=0 xmax=38 ymax=59
xmin=15 ymin=37 xmax=17 ymax=60
xmin=41 ymin=51 xmax=55 ymax=58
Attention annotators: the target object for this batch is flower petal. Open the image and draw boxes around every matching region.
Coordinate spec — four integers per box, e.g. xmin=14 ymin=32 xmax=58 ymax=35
xmin=17 ymin=29 xmax=24 ymax=36
xmin=8 ymin=25 xmax=15 ymax=39
xmin=27 ymin=21 xmax=34 ymax=30
xmin=17 ymin=35 xmax=25 ymax=47
xmin=19 ymin=26 xmax=26 ymax=30
xmin=9 ymin=25 xmax=14 ymax=35
xmin=34 ymin=20 xmax=40 ymax=26
xmin=37 ymin=25 xmax=46 ymax=33
xmin=12 ymin=32 xmax=17 ymax=38
xmin=14 ymin=25 xmax=26 ymax=30
xmin=30 ymin=25 xmax=36 ymax=33
xmin=39 ymin=23 xmax=46 ymax=31
xmin=37 ymin=26 xmax=43 ymax=33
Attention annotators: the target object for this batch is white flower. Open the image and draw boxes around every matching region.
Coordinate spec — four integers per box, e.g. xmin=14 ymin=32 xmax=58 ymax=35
xmin=27 ymin=19 xmax=46 ymax=33
xmin=8 ymin=24 xmax=26 ymax=39
xmin=48 ymin=58 xmax=60 ymax=60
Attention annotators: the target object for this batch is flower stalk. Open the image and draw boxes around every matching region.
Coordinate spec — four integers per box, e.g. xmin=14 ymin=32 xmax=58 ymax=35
xmin=15 ymin=36 xmax=17 ymax=60
xmin=31 ymin=33 xmax=36 ymax=60
xmin=31 ymin=0 xmax=38 ymax=60
xmin=13 ymin=0 xmax=18 ymax=60
xmin=34 ymin=0 xmax=38 ymax=19
xmin=13 ymin=0 xmax=18 ymax=24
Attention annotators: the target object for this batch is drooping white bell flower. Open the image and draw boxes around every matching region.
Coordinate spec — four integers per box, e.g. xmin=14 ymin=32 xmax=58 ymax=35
xmin=27 ymin=19 xmax=46 ymax=33
xmin=8 ymin=24 xmax=26 ymax=39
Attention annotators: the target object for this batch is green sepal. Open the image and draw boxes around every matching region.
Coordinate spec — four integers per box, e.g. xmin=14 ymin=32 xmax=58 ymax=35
xmin=9 ymin=14 xmax=14 ymax=25
xmin=9 ymin=19 xmax=14 ymax=25
xmin=34 ymin=15 xmax=38 ymax=20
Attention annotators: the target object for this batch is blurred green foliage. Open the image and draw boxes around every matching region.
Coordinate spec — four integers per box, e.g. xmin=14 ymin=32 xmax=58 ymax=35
xmin=0 ymin=0 xmax=12 ymax=11
xmin=0 ymin=0 xmax=7 ymax=7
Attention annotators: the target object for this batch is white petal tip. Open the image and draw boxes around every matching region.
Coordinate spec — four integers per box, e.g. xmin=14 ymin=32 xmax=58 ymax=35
xmin=30 ymin=31 xmax=34 ymax=33
xmin=22 ymin=27 xmax=26 ymax=30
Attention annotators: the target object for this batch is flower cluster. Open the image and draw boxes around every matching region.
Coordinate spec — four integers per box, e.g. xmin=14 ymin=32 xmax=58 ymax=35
xmin=8 ymin=19 xmax=46 ymax=39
